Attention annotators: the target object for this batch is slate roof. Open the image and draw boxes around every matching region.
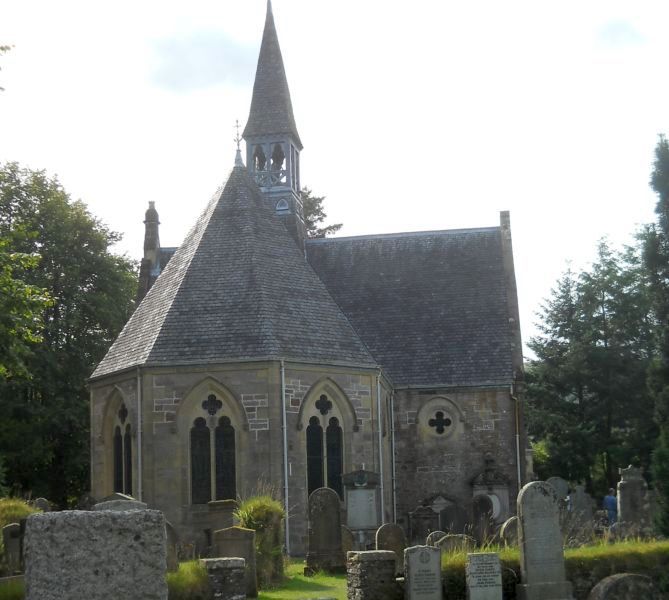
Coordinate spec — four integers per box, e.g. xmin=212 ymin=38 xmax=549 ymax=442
xmin=306 ymin=229 xmax=515 ymax=388
xmin=243 ymin=0 xmax=302 ymax=148
xmin=92 ymin=167 xmax=375 ymax=379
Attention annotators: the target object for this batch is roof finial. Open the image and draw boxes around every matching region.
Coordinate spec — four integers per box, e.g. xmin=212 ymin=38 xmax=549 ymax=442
xmin=234 ymin=119 xmax=244 ymax=167
xmin=267 ymin=0 xmax=273 ymax=16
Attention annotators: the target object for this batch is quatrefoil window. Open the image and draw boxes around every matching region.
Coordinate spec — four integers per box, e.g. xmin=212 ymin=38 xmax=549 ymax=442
xmin=202 ymin=394 xmax=223 ymax=416
xmin=315 ymin=394 xmax=332 ymax=416
xmin=428 ymin=411 xmax=452 ymax=434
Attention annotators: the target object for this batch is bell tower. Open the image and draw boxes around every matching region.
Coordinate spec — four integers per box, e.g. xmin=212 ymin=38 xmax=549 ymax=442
xmin=243 ymin=0 xmax=305 ymax=249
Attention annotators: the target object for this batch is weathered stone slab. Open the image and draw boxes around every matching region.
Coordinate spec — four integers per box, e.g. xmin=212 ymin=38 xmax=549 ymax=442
xmin=23 ymin=509 xmax=167 ymax=600
xmin=404 ymin=545 xmax=442 ymax=600
xmin=376 ymin=523 xmax=407 ymax=575
xmin=617 ymin=465 xmax=653 ymax=535
xmin=466 ymin=553 xmax=502 ymax=600
xmin=347 ymin=489 xmax=379 ymax=529
xmin=212 ymin=526 xmax=257 ymax=597
xmin=546 ymin=477 xmax=569 ymax=501
xmin=2 ymin=523 xmax=21 ymax=574
xmin=93 ymin=498 xmax=148 ymax=511
xmin=165 ymin=520 xmax=179 ymax=572
xmin=434 ymin=534 xmax=476 ymax=554
xmin=516 ymin=481 xmax=573 ymax=600
xmin=587 ymin=573 xmax=660 ymax=600
xmin=347 ymin=550 xmax=402 ymax=600
xmin=425 ymin=531 xmax=446 ymax=546
xmin=499 ymin=516 xmax=518 ymax=546
xmin=201 ymin=557 xmax=246 ymax=600
xmin=306 ymin=487 xmax=345 ymax=575
xmin=342 ymin=525 xmax=355 ymax=554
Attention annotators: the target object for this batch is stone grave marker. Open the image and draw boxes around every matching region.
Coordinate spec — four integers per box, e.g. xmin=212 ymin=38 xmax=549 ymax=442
xmin=23 ymin=509 xmax=167 ymax=600
xmin=466 ymin=552 xmax=502 ymax=600
xmin=570 ymin=485 xmax=594 ymax=523
xmin=472 ymin=495 xmax=494 ymax=544
xmin=435 ymin=534 xmax=476 ymax=554
xmin=165 ymin=520 xmax=179 ymax=572
xmin=546 ymin=477 xmax=569 ymax=501
xmin=409 ymin=506 xmax=439 ymax=545
xmin=93 ymin=498 xmax=148 ymax=511
xmin=516 ymin=481 xmax=573 ymax=600
xmin=33 ymin=498 xmax=50 ymax=512
xmin=347 ymin=550 xmax=402 ymax=600
xmin=375 ymin=523 xmax=407 ymax=574
xmin=499 ymin=516 xmax=518 ymax=546
xmin=305 ymin=487 xmax=345 ymax=574
xmin=587 ymin=573 xmax=660 ymax=600
xmin=617 ymin=465 xmax=652 ymax=533
xmin=2 ymin=523 xmax=21 ymax=574
xmin=208 ymin=499 xmax=236 ymax=531
xmin=425 ymin=530 xmax=446 ymax=546
xmin=343 ymin=470 xmax=380 ymax=531
xmin=404 ymin=545 xmax=442 ymax=600
xmin=200 ymin=557 xmax=246 ymax=600
xmin=212 ymin=526 xmax=257 ymax=597
xmin=342 ymin=525 xmax=354 ymax=554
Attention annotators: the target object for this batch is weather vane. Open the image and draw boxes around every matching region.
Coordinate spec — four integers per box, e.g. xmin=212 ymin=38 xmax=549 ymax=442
xmin=234 ymin=119 xmax=242 ymax=151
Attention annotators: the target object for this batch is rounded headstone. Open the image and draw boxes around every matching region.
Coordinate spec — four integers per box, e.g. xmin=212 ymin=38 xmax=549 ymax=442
xmin=499 ymin=516 xmax=518 ymax=547
xmin=587 ymin=573 xmax=660 ymax=600
xmin=375 ymin=523 xmax=407 ymax=575
xmin=546 ymin=477 xmax=569 ymax=501
xmin=425 ymin=530 xmax=446 ymax=546
xmin=434 ymin=533 xmax=476 ymax=554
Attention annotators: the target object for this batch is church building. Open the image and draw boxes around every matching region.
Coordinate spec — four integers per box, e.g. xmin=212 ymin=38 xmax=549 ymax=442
xmin=90 ymin=1 xmax=527 ymax=555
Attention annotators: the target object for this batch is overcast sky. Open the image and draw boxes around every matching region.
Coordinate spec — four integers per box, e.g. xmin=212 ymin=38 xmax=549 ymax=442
xmin=2 ymin=0 xmax=668 ymax=357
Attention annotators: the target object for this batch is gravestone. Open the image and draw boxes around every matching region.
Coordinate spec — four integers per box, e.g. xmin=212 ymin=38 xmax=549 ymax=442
xmin=212 ymin=526 xmax=257 ymax=597
xmin=587 ymin=573 xmax=660 ymax=600
xmin=435 ymin=534 xmax=476 ymax=554
xmin=617 ymin=465 xmax=652 ymax=534
xmin=466 ymin=553 xmax=502 ymax=600
xmin=93 ymin=498 xmax=148 ymax=511
xmin=208 ymin=499 xmax=237 ymax=531
xmin=2 ymin=523 xmax=21 ymax=574
xmin=499 ymin=516 xmax=518 ymax=547
xmin=439 ymin=504 xmax=467 ymax=534
xmin=343 ymin=470 xmax=380 ymax=531
xmin=33 ymin=498 xmax=50 ymax=512
xmin=347 ymin=550 xmax=402 ymax=600
xmin=165 ymin=520 xmax=179 ymax=572
xmin=404 ymin=545 xmax=442 ymax=600
xmin=375 ymin=523 xmax=407 ymax=574
xmin=23 ymin=509 xmax=167 ymax=600
xmin=200 ymin=557 xmax=246 ymax=600
xmin=546 ymin=477 xmax=569 ymax=501
xmin=425 ymin=531 xmax=446 ymax=546
xmin=305 ymin=487 xmax=345 ymax=574
xmin=570 ymin=485 xmax=594 ymax=523
xmin=342 ymin=525 xmax=355 ymax=554
xmin=516 ymin=481 xmax=573 ymax=600
xmin=472 ymin=495 xmax=494 ymax=544
xmin=408 ymin=506 xmax=439 ymax=545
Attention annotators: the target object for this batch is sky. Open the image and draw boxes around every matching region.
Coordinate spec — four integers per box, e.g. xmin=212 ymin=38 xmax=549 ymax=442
xmin=2 ymin=0 xmax=668 ymax=358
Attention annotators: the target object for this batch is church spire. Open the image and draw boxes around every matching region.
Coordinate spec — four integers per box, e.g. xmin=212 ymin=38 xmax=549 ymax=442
xmin=243 ymin=0 xmax=302 ymax=148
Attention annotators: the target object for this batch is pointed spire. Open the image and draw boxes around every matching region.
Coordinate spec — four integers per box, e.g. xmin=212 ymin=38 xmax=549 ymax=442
xmin=234 ymin=119 xmax=245 ymax=167
xmin=243 ymin=0 xmax=302 ymax=148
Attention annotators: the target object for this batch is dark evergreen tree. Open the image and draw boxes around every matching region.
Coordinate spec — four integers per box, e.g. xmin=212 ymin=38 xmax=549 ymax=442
xmin=301 ymin=187 xmax=342 ymax=238
xmin=0 ymin=163 xmax=136 ymax=505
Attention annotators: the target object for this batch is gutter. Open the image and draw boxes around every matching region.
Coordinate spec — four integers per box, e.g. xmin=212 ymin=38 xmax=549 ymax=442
xmin=376 ymin=372 xmax=385 ymax=524
xmin=511 ymin=384 xmax=522 ymax=494
xmin=390 ymin=389 xmax=397 ymax=522
xmin=136 ymin=367 xmax=143 ymax=501
xmin=280 ymin=360 xmax=290 ymax=554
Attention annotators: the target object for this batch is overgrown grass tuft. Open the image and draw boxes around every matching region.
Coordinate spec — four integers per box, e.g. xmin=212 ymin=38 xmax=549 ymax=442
xmin=0 ymin=578 xmax=25 ymax=600
xmin=0 ymin=498 xmax=40 ymax=571
xmin=166 ymin=561 xmax=209 ymax=600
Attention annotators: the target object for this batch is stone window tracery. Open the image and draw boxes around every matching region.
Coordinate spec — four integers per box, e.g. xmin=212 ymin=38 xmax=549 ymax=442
xmin=305 ymin=394 xmax=343 ymax=499
xmin=112 ymin=402 xmax=132 ymax=495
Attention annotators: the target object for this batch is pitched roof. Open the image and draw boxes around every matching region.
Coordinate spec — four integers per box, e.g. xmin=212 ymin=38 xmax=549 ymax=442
xmin=243 ymin=1 xmax=302 ymax=148
xmin=306 ymin=229 xmax=515 ymax=388
xmin=92 ymin=167 xmax=375 ymax=379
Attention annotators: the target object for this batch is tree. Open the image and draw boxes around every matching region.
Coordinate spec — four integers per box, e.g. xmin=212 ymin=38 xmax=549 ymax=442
xmin=645 ymin=134 xmax=669 ymax=534
xmin=0 ymin=162 xmax=137 ymax=505
xmin=301 ymin=187 xmax=342 ymax=238
xmin=527 ymin=241 xmax=656 ymax=494
xmin=0 ymin=44 xmax=12 ymax=92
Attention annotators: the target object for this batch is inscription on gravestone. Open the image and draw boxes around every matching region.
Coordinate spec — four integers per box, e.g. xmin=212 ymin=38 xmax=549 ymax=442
xmin=466 ymin=553 xmax=502 ymax=600
xmin=347 ymin=488 xmax=378 ymax=529
xmin=404 ymin=545 xmax=442 ymax=600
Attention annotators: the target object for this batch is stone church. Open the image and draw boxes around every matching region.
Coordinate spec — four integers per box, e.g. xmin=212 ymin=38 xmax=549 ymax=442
xmin=90 ymin=1 xmax=527 ymax=555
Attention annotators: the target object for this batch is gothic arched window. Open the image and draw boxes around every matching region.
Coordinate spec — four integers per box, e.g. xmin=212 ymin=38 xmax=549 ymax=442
xmin=190 ymin=417 xmax=211 ymax=504
xmin=326 ymin=417 xmax=343 ymax=498
xmin=113 ymin=426 xmax=123 ymax=493
xmin=215 ymin=416 xmax=236 ymax=500
xmin=123 ymin=424 xmax=133 ymax=496
xmin=112 ymin=402 xmax=132 ymax=495
xmin=307 ymin=416 xmax=324 ymax=496
xmin=271 ymin=143 xmax=285 ymax=172
xmin=253 ymin=146 xmax=266 ymax=171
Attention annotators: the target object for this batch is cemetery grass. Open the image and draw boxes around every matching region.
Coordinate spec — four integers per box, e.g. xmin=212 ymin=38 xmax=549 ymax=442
xmin=0 ymin=578 xmax=23 ymax=600
xmin=257 ymin=560 xmax=346 ymax=600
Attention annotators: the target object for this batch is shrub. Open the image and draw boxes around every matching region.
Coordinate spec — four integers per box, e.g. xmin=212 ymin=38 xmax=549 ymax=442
xmin=0 ymin=498 xmax=40 ymax=573
xmin=235 ymin=495 xmax=285 ymax=588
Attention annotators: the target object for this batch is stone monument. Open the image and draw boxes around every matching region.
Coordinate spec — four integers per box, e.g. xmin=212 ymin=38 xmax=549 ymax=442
xmin=466 ymin=552 xmax=502 ymax=600
xmin=305 ymin=487 xmax=346 ymax=574
xmin=343 ymin=470 xmax=381 ymax=531
xmin=347 ymin=550 xmax=402 ymax=600
xmin=375 ymin=523 xmax=408 ymax=575
xmin=403 ymin=545 xmax=442 ymax=600
xmin=516 ymin=481 xmax=573 ymax=600
xmin=212 ymin=526 xmax=257 ymax=597
xmin=617 ymin=465 xmax=653 ymax=534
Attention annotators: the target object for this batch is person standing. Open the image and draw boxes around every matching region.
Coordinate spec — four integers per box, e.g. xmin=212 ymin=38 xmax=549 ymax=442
xmin=603 ymin=488 xmax=617 ymax=525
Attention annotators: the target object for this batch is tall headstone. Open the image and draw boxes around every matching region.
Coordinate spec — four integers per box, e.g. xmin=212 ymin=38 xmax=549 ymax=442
xmin=617 ymin=465 xmax=652 ymax=533
xmin=305 ymin=487 xmax=345 ymax=574
xmin=375 ymin=523 xmax=407 ymax=575
xmin=408 ymin=506 xmax=439 ymax=545
xmin=546 ymin=477 xmax=569 ymax=502
xmin=23 ymin=510 xmax=167 ymax=600
xmin=466 ymin=553 xmax=502 ymax=600
xmin=2 ymin=523 xmax=21 ymax=574
xmin=343 ymin=470 xmax=381 ymax=531
xmin=499 ymin=516 xmax=518 ymax=547
xmin=425 ymin=531 xmax=446 ymax=546
xmin=165 ymin=520 xmax=179 ymax=572
xmin=570 ymin=485 xmax=594 ymax=523
xmin=212 ymin=526 xmax=257 ymax=597
xmin=403 ymin=545 xmax=442 ymax=600
xmin=516 ymin=481 xmax=573 ymax=600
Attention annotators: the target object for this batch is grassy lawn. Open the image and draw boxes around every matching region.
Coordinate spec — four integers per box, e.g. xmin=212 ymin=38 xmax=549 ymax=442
xmin=258 ymin=560 xmax=346 ymax=600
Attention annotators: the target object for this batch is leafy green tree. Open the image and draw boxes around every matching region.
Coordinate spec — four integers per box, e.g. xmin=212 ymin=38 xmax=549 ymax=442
xmin=0 ymin=163 xmax=136 ymax=505
xmin=645 ymin=134 xmax=669 ymax=534
xmin=301 ymin=187 xmax=342 ymax=238
xmin=0 ymin=44 xmax=12 ymax=92
xmin=527 ymin=241 xmax=656 ymax=494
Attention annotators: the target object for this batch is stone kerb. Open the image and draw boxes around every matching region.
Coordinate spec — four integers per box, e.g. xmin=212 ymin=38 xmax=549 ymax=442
xmin=24 ymin=509 xmax=167 ymax=600
xmin=346 ymin=550 xmax=402 ymax=600
xmin=212 ymin=526 xmax=257 ymax=597
xmin=403 ymin=545 xmax=442 ymax=600
xmin=375 ymin=523 xmax=407 ymax=575
xmin=587 ymin=573 xmax=660 ymax=600
xmin=466 ymin=552 xmax=502 ymax=600
xmin=516 ymin=481 xmax=573 ymax=600
xmin=306 ymin=487 xmax=345 ymax=575
xmin=200 ymin=557 xmax=246 ymax=600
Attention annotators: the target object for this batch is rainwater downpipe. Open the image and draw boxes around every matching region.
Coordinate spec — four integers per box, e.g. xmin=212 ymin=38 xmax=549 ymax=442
xmin=376 ymin=372 xmax=385 ymax=523
xmin=136 ymin=367 xmax=143 ymax=501
xmin=280 ymin=360 xmax=290 ymax=555
xmin=390 ymin=390 xmax=397 ymax=522
xmin=511 ymin=384 xmax=522 ymax=492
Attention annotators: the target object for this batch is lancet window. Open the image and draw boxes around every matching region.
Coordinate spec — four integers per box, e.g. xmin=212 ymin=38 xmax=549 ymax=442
xmin=112 ymin=402 xmax=132 ymax=495
xmin=306 ymin=394 xmax=343 ymax=499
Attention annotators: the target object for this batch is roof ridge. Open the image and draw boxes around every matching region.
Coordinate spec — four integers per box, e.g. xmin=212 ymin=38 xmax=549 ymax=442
xmin=306 ymin=226 xmax=500 ymax=244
